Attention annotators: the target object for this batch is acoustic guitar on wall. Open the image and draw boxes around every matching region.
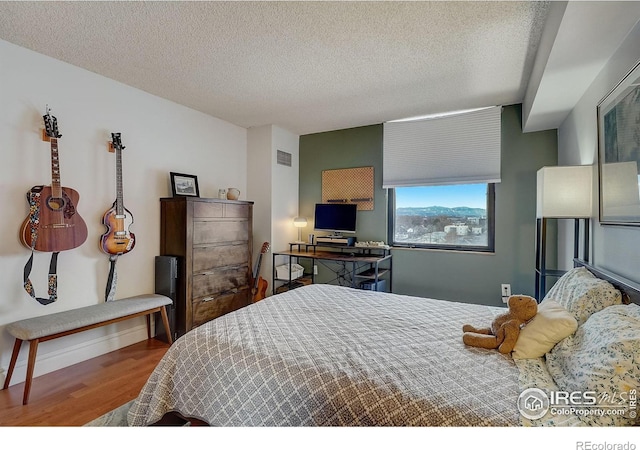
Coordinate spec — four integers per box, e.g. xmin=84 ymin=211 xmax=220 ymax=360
xmin=252 ymin=242 xmax=270 ymax=302
xmin=20 ymin=107 xmax=88 ymax=252
xmin=100 ymin=133 xmax=135 ymax=255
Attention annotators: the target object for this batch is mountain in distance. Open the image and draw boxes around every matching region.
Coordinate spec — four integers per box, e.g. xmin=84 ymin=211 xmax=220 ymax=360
xmin=396 ymin=206 xmax=486 ymax=217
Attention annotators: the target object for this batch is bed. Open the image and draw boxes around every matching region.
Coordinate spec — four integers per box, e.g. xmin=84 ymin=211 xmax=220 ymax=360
xmin=127 ymin=260 xmax=640 ymax=427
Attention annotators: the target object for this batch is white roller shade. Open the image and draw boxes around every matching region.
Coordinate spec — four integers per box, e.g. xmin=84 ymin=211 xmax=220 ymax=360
xmin=383 ymin=106 xmax=502 ymax=188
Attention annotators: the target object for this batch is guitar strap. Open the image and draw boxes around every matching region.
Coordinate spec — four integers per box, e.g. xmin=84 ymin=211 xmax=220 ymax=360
xmin=105 ymin=254 xmax=118 ymax=302
xmin=23 ymin=190 xmax=59 ymax=305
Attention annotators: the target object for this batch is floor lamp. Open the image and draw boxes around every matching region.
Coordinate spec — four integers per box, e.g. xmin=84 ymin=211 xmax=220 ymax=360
xmin=535 ymin=165 xmax=592 ymax=301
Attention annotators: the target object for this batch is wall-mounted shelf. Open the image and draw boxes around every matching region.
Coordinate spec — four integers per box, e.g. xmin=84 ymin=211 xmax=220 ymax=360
xmin=326 ymin=197 xmax=373 ymax=203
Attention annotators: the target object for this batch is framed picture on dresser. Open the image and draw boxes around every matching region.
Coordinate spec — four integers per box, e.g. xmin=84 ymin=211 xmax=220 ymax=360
xmin=170 ymin=172 xmax=200 ymax=197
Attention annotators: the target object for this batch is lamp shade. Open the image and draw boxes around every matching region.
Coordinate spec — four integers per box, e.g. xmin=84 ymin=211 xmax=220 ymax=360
xmin=293 ymin=217 xmax=307 ymax=227
xmin=536 ymin=166 xmax=593 ymax=218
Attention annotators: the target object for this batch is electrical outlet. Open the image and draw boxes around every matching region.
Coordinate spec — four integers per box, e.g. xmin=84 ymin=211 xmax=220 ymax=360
xmin=501 ymin=283 xmax=511 ymax=303
xmin=314 ymin=265 xmax=318 ymax=275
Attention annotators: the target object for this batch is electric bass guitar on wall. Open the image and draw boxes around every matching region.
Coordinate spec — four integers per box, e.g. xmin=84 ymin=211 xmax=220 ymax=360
xmin=100 ymin=133 xmax=136 ymax=255
xmin=20 ymin=107 xmax=88 ymax=252
xmin=252 ymin=242 xmax=270 ymax=302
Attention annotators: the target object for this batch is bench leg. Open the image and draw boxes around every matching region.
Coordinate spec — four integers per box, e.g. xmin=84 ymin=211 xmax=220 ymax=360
xmin=160 ymin=306 xmax=173 ymax=345
xmin=146 ymin=314 xmax=152 ymax=340
xmin=23 ymin=339 xmax=39 ymax=405
xmin=2 ymin=338 xmax=23 ymax=390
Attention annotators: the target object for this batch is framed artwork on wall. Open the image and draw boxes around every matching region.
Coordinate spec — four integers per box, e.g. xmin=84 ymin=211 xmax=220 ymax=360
xmin=170 ymin=172 xmax=200 ymax=197
xmin=597 ymin=59 xmax=640 ymax=226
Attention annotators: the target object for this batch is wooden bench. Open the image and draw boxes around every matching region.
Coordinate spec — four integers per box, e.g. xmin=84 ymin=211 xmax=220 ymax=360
xmin=2 ymin=294 xmax=173 ymax=405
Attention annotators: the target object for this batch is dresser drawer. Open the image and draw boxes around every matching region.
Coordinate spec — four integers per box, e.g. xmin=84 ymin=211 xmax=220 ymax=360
xmin=192 ymin=243 xmax=249 ymax=273
xmin=193 ymin=220 xmax=249 ymax=245
xmin=192 ymin=266 xmax=249 ymax=298
xmin=224 ymin=203 xmax=250 ymax=218
xmin=192 ymin=288 xmax=250 ymax=328
xmin=193 ymin=201 xmax=224 ymax=218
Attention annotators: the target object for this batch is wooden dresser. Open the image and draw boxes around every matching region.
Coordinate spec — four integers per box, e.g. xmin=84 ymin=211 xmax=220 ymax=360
xmin=160 ymin=197 xmax=254 ymax=337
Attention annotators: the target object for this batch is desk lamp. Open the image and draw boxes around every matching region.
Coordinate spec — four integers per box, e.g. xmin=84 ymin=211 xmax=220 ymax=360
xmin=293 ymin=217 xmax=307 ymax=243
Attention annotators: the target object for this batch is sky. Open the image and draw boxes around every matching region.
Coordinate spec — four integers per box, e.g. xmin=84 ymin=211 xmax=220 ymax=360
xmin=395 ymin=184 xmax=487 ymax=209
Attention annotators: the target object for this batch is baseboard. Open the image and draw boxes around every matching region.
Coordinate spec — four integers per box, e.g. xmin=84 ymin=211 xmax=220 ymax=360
xmin=3 ymin=324 xmax=148 ymax=388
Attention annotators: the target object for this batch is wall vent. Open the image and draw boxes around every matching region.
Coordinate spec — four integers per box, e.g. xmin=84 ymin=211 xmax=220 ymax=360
xmin=277 ymin=150 xmax=292 ymax=167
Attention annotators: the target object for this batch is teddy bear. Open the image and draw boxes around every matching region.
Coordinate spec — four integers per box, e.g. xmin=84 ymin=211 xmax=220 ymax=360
xmin=462 ymin=295 xmax=538 ymax=354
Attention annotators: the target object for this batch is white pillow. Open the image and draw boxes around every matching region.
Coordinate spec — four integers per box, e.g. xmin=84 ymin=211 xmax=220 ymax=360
xmin=512 ymin=299 xmax=577 ymax=359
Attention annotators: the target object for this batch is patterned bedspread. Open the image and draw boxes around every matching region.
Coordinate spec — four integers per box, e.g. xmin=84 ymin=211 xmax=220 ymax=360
xmin=128 ymin=284 xmax=521 ymax=426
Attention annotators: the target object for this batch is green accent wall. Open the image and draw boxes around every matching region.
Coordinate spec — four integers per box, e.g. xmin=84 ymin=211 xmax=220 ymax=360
xmin=299 ymin=104 xmax=557 ymax=306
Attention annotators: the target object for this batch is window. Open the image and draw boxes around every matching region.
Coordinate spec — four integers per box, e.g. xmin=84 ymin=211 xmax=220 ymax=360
xmin=388 ymin=183 xmax=495 ymax=252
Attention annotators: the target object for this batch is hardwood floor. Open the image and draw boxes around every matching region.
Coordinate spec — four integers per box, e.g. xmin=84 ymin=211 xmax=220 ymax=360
xmin=0 ymin=338 xmax=170 ymax=426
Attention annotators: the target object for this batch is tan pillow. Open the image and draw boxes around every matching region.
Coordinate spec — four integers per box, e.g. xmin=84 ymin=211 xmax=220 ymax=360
xmin=512 ymin=299 xmax=578 ymax=359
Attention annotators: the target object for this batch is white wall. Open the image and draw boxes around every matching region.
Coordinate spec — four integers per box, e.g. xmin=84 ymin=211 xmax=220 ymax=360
xmin=247 ymin=125 xmax=300 ymax=295
xmin=271 ymin=125 xmax=301 ymax=271
xmin=247 ymin=126 xmax=274 ymax=290
xmin=557 ymin=21 xmax=640 ymax=281
xmin=0 ymin=40 xmax=247 ymax=385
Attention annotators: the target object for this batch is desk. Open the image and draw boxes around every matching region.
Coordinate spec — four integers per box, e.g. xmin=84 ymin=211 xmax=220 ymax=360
xmin=272 ymin=244 xmax=392 ymax=293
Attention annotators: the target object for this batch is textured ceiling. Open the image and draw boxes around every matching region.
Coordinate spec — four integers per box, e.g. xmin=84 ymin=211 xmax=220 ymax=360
xmin=0 ymin=1 xmax=551 ymax=135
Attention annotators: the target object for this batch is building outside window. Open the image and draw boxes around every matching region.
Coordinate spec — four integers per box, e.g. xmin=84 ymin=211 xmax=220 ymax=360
xmin=389 ymin=183 xmax=495 ymax=252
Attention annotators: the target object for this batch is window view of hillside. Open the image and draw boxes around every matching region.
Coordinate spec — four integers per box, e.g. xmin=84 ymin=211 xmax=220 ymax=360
xmin=392 ymin=184 xmax=492 ymax=250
